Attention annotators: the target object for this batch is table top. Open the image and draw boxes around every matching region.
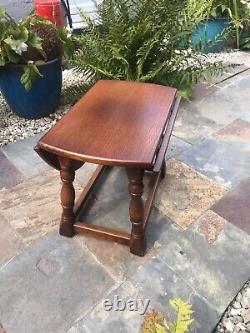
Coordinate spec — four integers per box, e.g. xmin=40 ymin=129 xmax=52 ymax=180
xmin=38 ymin=80 xmax=177 ymax=168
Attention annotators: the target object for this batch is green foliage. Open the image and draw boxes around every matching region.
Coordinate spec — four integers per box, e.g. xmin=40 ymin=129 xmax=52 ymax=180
xmin=0 ymin=8 xmax=42 ymax=68
xmin=211 ymin=0 xmax=250 ymax=49
xmin=70 ymin=0 xmax=226 ymax=99
xmin=142 ymin=299 xmax=194 ymax=333
xmin=24 ymin=15 xmax=74 ymax=62
xmin=0 ymin=8 xmax=72 ymax=90
xmin=185 ymin=0 xmax=214 ymax=26
xmin=170 ymin=299 xmax=194 ymax=333
xmin=142 ymin=310 xmax=168 ymax=333
xmin=61 ymin=80 xmax=93 ymax=105
xmin=0 ymin=6 xmax=5 ymax=17
xmin=58 ymin=27 xmax=75 ymax=58
xmin=240 ymin=35 xmax=250 ymax=48
xmin=20 ymin=61 xmax=43 ymax=91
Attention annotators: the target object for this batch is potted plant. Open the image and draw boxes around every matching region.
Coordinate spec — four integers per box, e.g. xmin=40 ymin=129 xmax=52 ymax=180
xmin=191 ymin=0 xmax=231 ymax=53
xmin=0 ymin=7 xmax=72 ymax=119
xmin=191 ymin=18 xmax=230 ymax=53
xmin=193 ymin=0 xmax=250 ymax=52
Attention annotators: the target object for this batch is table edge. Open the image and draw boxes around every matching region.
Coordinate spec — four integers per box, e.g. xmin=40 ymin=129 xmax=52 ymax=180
xmin=36 ymin=142 xmax=153 ymax=169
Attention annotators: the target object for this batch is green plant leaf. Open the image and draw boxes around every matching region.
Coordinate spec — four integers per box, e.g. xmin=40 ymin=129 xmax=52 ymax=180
xmin=28 ymin=33 xmax=43 ymax=50
xmin=240 ymin=36 xmax=250 ymax=49
xmin=4 ymin=37 xmax=28 ymax=55
xmin=170 ymin=299 xmax=194 ymax=333
xmin=155 ymin=323 xmax=167 ymax=333
xmin=20 ymin=63 xmax=43 ymax=91
xmin=141 ymin=310 xmax=168 ymax=333
xmin=19 ymin=27 xmax=29 ymax=42
xmin=3 ymin=44 xmax=20 ymax=63
xmin=220 ymin=4 xmax=228 ymax=14
xmin=0 ymin=54 xmax=5 ymax=66
xmin=57 ymin=27 xmax=74 ymax=57
xmin=141 ymin=298 xmax=194 ymax=333
xmin=0 ymin=6 xmax=5 ymax=18
xmin=0 ymin=25 xmax=6 ymax=41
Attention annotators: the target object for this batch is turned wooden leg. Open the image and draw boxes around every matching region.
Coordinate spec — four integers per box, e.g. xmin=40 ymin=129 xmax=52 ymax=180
xmin=127 ymin=168 xmax=146 ymax=256
xmin=161 ymin=160 xmax=166 ymax=179
xmin=59 ymin=158 xmax=76 ymax=237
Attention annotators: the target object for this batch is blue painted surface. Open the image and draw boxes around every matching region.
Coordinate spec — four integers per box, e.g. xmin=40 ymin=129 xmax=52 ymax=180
xmin=0 ymin=59 xmax=62 ymax=119
xmin=192 ymin=18 xmax=230 ymax=53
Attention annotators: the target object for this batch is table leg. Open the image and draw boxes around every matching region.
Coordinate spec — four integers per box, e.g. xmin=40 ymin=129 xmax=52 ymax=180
xmin=59 ymin=158 xmax=76 ymax=237
xmin=127 ymin=168 xmax=146 ymax=256
xmin=161 ymin=160 xmax=166 ymax=179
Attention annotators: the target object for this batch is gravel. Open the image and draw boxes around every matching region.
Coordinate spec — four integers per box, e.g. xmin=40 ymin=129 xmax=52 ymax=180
xmin=0 ymin=50 xmax=249 ymax=147
xmin=216 ymin=280 xmax=250 ymax=333
xmin=0 ymin=100 xmax=69 ymax=147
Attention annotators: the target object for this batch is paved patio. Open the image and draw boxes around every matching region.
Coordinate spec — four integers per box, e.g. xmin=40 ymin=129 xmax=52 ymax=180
xmin=0 ymin=66 xmax=250 ymax=333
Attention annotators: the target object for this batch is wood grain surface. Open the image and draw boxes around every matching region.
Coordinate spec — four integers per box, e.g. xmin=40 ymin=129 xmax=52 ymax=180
xmin=38 ymin=80 xmax=177 ymax=168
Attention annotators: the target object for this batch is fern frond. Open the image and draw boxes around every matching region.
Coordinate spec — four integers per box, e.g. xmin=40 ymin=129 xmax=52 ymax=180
xmin=136 ymin=36 xmax=160 ymax=80
xmin=61 ymin=80 xmax=94 ymax=105
xmin=142 ymin=311 xmax=168 ymax=333
xmin=70 ymin=0 xmax=229 ymax=98
xmin=170 ymin=299 xmax=194 ymax=333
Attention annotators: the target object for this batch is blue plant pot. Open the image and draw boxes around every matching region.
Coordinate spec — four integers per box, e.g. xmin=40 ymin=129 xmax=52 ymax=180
xmin=0 ymin=58 xmax=62 ymax=119
xmin=191 ymin=18 xmax=230 ymax=53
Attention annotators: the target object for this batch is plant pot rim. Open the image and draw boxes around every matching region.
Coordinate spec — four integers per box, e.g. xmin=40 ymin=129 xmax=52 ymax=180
xmin=3 ymin=58 xmax=61 ymax=69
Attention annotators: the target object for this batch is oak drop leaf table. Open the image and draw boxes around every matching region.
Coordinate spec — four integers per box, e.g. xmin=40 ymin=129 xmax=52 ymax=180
xmin=35 ymin=80 xmax=180 ymax=256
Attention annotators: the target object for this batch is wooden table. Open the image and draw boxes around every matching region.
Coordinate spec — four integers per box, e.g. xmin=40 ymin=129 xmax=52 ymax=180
xmin=35 ymin=80 xmax=180 ymax=256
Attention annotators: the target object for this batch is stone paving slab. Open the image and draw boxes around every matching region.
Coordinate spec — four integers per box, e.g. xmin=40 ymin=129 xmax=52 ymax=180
xmin=213 ymin=66 xmax=250 ymax=88
xmin=166 ymin=135 xmax=192 ymax=160
xmin=190 ymin=83 xmax=219 ymax=101
xmin=78 ymin=167 xmax=165 ymax=233
xmin=0 ymin=170 xmax=82 ymax=245
xmin=154 ymin=212 xmax=250 ymax=312
xmin=155 ymin=158 xmax=226 ymax=229
xmin=75 ymin=206 xmax=172 ymax=282
xmin=78 ymin=167 xmax=131 ymax=233
xmin=68 ymin=258 xmax=220 ymax=333
xmin=173 ymin=93 xmax=239 ymax=144
xmin=194 ymin=93 xmax=241 ymax=127
xmin=197 ymin=210 xmax=225 ymax=244
xmin=0 ymin=232 xmax=115 ymax=333
xmin=178 ymin=138 xmax=250 ymax=188
xmin=212 ymin=178 xmax=250 ymax=235
xmin=75 ymin=163 xmax=99 ymax=187
xmin=1 ymin=133 xmax=50 ymax=178
xmin=77 ymin=160 xmax=225 ymax=250
xmin=0 ymin=214 xmax=25 ymax=264
xmin=214 ymin=118 xmax=250 ymax=143
xmin=76 ymin=168 xmax=162 ymax=281
xmin=207 ymin=64 xmax=249 ymax=86
xmin=76 ymin=235 xmax=150 ymax=283
xmin=174 ymin=71 xmax=250 ymax=145
xmin=172 ymin=105 xmax=222 ymax=144
xmin=69 ymin=156 xmax=225 ymax=281
xmin=0 ymin=150 xmax=23 ymax=189
xmin=215 ymin=75 xmax=250 ymax=121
